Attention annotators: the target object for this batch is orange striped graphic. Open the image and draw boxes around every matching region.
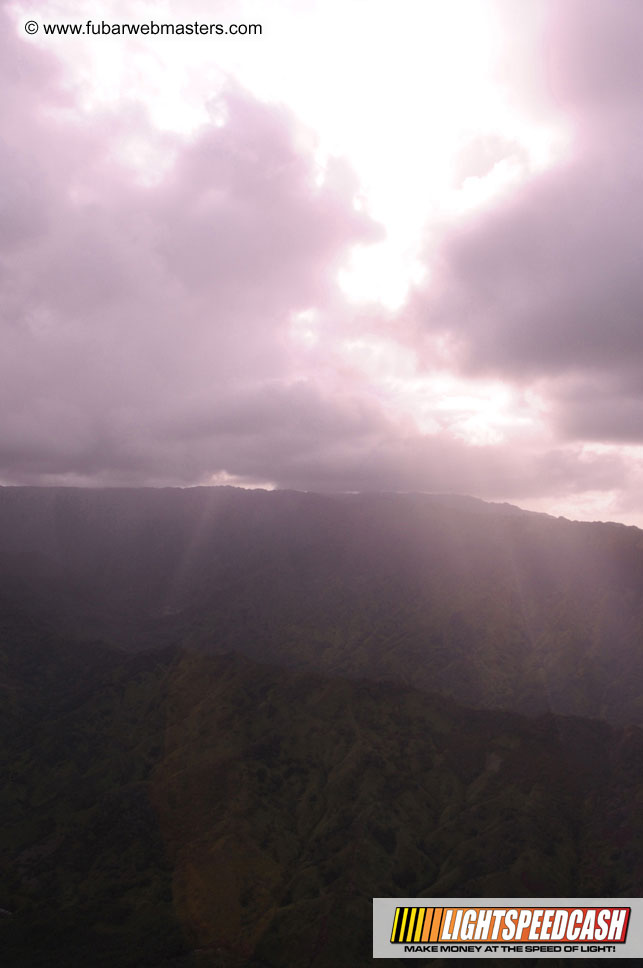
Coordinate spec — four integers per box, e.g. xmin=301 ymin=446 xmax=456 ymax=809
xmin=390 ymin=907 xmax=630 ymax=944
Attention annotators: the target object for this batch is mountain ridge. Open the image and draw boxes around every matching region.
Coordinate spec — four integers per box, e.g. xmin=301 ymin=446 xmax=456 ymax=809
xmin=1 ymin=485 xmax=641 ymax=724
xmin=2 ymin=486 xmax=642 ymax=964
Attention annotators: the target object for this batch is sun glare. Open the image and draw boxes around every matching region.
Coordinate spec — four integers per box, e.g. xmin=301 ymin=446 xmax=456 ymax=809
xmin=12 ymin=0 xmax=566 ymax=312
xmin=8 ymin=0 xmax=586 ymax=508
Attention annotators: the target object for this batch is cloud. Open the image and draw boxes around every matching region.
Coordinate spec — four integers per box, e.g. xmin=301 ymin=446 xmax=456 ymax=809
xmin=0 ymin=5 xmax=387 ymax=486
xmin=259 ymin=433 xmax=627 ymax=502
xmin=1 ymin=0 xmax=641 ymax=518
xmin=410 ymin=0 xmax=643 ymax=449
xmin=554 ymin=376 xmax=643 ymax=444
xmin=544 ymin=0 xmax=643 ymax=117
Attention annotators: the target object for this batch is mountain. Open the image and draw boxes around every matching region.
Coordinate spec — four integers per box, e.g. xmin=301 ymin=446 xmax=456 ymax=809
xmin=2 ymin=486 xmax=642 ymax=966
xmin=1 ymin=485 xmax=642 ymax=724
xmin=1 ymin=635 xmax=641 ymax=967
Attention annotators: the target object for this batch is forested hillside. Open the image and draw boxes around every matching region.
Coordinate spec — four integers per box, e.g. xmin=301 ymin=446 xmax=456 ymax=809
xmin=1 ymin=636 xmax=641 ymax=967
xmin=1 ymin=486 xmax=642 ymax=723
xmin=2 ymin=487 xmax=642 ymax=965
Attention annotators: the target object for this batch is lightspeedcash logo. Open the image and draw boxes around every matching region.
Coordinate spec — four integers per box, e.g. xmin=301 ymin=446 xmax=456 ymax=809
xmin=373 ymin=898 xmax=642 ymax=959
xmin=390 ymin=905 xmax=629 ymax=945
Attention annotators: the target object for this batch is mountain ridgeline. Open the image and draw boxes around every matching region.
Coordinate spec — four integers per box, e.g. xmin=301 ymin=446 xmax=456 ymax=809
xmin=1 ymin=485 xmax=642 ymax=724
xmin=1 ymin=486 xmax=642 ymax=967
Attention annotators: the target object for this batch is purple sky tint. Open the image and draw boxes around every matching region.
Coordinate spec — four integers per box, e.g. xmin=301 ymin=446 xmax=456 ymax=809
xmin=3 ymin=0 xmax=643 ymax=524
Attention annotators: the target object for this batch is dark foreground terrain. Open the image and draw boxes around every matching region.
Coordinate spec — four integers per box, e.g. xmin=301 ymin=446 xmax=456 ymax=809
xmin=1 ymin=487 xmax=641 ymax=966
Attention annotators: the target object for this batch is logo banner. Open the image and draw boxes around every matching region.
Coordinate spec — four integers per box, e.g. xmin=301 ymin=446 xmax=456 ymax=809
xmin=373 ymin=898 xmax=643 ymax=958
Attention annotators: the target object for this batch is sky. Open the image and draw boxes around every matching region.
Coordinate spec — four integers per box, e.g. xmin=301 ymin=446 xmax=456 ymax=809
xmin=3 ymin=0 xmax=643 ymax=525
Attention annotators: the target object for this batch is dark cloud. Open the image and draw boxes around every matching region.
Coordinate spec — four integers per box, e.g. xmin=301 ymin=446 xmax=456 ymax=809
xmin=413 ymin=150 xmax=643 ymax=377
xmin=554 ymin=376 xmax=643 ymax=444
xmin=253 ymin=432 xmax=627 ymax=502
xmin=544 ymin=0 xmax=643 ymax=116
xmin=411 ymin=0 xmax=643 ymax=447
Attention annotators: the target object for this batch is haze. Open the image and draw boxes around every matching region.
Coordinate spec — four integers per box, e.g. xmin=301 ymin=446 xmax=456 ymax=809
xmin=4 ymin=0 xmax=643 ymax=525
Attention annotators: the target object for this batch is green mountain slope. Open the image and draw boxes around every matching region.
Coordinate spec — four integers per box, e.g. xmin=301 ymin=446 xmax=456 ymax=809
xmin=1 ymin=639 xmax=641 ymax=967
xmin=2 ymin=486 xmax=642 ymax=966
xmin=1 ymin=486 xmax=643 ymax=723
